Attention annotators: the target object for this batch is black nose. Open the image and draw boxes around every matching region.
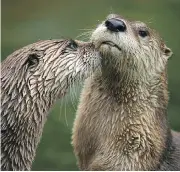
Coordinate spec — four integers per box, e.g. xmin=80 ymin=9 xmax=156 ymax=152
xmin=105 ymin=18 xmax=126 ymax=32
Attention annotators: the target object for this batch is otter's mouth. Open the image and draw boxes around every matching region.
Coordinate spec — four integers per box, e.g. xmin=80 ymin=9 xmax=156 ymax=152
xmin=101 ymin=41 xmax=121 ymax=51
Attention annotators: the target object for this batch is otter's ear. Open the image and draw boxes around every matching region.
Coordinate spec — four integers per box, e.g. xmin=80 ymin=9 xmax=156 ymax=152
xmin=163 ymin=44 xmax=173 ymax=59
xmin=25 ymin=53 xmax=39 ymax=69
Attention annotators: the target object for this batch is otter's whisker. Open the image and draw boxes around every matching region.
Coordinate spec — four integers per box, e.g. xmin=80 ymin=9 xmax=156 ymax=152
xmin=109 ymin=6 xmax=115 ymax=15
xmin=58 ymin=98 xmax=64 ymax=121
xmin=76 ymin=30 xmax=93 ymax=41
xmin=78 ymin=28 xmax=93 ymax=31
xmin=64 ymin=93 xmax=69 ymax=127
xmin=70 ymin=83 xmax=77 ymax=112
xmin=71 ymin=81 xmax=77 ymax=104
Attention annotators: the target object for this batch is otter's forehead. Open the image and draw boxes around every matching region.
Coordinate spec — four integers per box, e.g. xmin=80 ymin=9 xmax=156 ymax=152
xmin=131 ymin=21 xmax=148 ymax=29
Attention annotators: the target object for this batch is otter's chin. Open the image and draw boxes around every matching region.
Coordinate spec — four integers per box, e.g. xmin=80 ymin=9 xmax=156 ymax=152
xmin=99 ymin=43 xmax=122 ymax=57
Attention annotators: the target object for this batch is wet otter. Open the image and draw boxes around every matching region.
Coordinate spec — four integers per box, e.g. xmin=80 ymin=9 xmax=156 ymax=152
xmin=1 ymin=39 xmax=100 ymax=171
xmin=72 ymin=14 xmax=180 ymax=170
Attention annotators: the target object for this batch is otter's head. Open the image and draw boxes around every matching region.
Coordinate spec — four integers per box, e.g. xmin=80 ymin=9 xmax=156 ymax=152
xmin=1 ymin=39 xmax=100 ymax=109
xmin=91 ymin=14 xmax=172 ymax=82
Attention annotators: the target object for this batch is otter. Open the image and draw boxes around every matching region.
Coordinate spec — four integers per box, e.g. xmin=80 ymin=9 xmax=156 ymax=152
xmin=1 ymin=39 xmax=100 ymax=171
xmin=72 ymin=14 xmax=180 ymax=170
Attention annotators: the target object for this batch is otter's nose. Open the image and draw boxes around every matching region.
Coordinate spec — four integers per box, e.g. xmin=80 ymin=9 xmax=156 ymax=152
xmin=105 ymin=18 xmax=126 ymax=32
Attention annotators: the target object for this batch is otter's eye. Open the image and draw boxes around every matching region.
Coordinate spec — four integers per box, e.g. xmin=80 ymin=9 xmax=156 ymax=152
xmin=26 ymin=54 xmax=39 ymax=68
xmin=139 ymin=30 xmax=149 ymax=38
xmin=68 ymin=40 xmax=78 ymax=50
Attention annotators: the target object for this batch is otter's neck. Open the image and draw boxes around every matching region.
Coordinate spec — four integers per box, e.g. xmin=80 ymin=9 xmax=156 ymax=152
xmin=1 ymin=83 xmax=54 ymax=171
xmin=93 ymin=69 xmax=170 ymax=170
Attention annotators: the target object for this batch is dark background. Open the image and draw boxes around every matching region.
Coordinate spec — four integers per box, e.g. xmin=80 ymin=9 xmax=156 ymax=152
xmin=1 ymin=0 xmax=180 ymax=170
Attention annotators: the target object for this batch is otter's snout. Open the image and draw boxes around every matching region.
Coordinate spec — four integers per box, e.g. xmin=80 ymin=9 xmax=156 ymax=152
xmin=105 ymin=18 xmax=126 ymax=32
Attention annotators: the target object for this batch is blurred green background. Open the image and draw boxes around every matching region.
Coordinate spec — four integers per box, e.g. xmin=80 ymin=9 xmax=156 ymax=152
xmin=1 ymin=0 xmax=180 ymax=170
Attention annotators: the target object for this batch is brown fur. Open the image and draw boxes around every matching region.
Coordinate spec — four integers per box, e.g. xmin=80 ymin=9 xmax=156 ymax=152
xmin=72 ymin=14 xmax=180 ymax=170
xmin=1 ymin=39 xmax=100 ymax=170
